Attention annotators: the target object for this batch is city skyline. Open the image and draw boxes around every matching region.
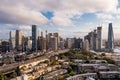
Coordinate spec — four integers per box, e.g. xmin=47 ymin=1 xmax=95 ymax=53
xmin=0 ymin=0 xmax=120 ymax=39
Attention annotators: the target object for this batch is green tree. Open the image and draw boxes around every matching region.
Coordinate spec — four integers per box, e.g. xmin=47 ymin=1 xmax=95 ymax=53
xmin=50 ymin=59 xmax=56 ymax=65
xmin=106 ymin=58 xmax=115 ymax=64
xmin=0 ymin=73 xmax=7 ymax=80
xmin=79 ymin=70 xmax=86 ymax=74
xmin=64 ymin=74 xmax=70 ymax=78
xmin=69 ymin=71 xmax=76 ymax=76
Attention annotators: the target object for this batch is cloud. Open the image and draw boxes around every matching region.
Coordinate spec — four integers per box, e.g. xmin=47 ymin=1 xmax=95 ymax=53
xmin=96 ymin=13 xmax=115 ymax=23
xmin=18 ymin=25 xmax=31 ymax=31
xmin=0 ymin=0 xmax=119 ymax=26
xmin=0 ymin=0 xmax=120 ymax=39
xmin=0 ymin=1 xmax=48 ymax=25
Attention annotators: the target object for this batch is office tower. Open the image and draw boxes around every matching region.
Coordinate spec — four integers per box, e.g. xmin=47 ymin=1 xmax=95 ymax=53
xmin=108 ymin=23 xmax=114 ymax=52
xmin=59 ymin=37 xmax=64 ymax=50
xmin=83 ymin=39 xmax=89 ymax=52
xmin=22 ymin=37 xmax=29 ymax=52
xmin=53 ymin=33 xmax=60 ymax=48
xmin=9 ymin=31 xmax=16 ymax=51
xmin=93 ymin=30 xmax=98 ymax=51
xmin=89 ymin=32 xmax=94 ymax=50
xmin=67 ymin=38 xmax=75 ymax=49
xmin=16 ymin=30 xmax=24 ymax=51
xmin=74 ymin=38 xmax=83 ymax=49
xmin=38 ymin=32 xmax=46 ymax=52
xmin=60 ymin=41 xmax=64 ymax=50
xmin=2 ymin=41 xmax=9 ymax=52
xmin=84 ymin=32 xmax=93 ymax=50
xmin=32 ymin=25 xmax=38 ymax=51
xmin=97 ymin=27 xmax=102 ymax=51
xmin=46 ymin=30 xmax=48 ymax=50
xmin=27 ymin=37 xmax=32 ymax=50
xmin=47 ymin=33 xmax=53 ymax=50
xmin=49 ymin=36 xmax=58 ymax=51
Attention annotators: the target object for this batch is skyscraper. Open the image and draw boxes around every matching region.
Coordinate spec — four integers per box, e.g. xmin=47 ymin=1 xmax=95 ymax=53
xmin=16 ymin=30 xmax=24 ymax=51
xmin=89 ymin=32 xmax=94 ymax=50
xmin=9 ymin=31 xmax=16 ymax=51
xmin=108 ymin=23 xmax=114 ymax=52
xmin=37 ymin=32 xmax=46 ymax=52
xmin=49 ymin=36 xmax=58 ymax=51
xmin=32 ymin=25 xmax=38 ymax=51
xmin=93 ymin=30 xmax=98 ymax=51
xmin=83 ymin=39 xmax=89 ymax=52
xmin=53 ymin=33 xmax=60 ymax=48
xmin=97 ymin=27 xmax=102 ymax=51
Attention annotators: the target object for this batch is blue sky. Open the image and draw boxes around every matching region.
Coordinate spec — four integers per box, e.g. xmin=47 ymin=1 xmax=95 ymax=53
xmin=0 ymin=0 xmax=120 ymax=39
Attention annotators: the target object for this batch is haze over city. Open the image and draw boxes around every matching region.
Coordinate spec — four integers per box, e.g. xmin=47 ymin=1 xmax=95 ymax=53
xmin=0 ymin=0 xmax=120 ymax=39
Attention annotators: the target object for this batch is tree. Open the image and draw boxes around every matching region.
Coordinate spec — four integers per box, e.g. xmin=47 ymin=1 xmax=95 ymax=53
xmin=69 ymin=71 xmax=75 ymax=76
xmin=0 ymin=73 xmax=7 ymax=80
xmin=79 ymin=70 xmax=86 ymax=74
xmin=58 ymin=75 xmax=64 ymax=80
xmin=10 ymin=71 xmax=17 ymax=78
xmin=106 ymin=58 xmax=115 ymax=64
xmin=50 ymin=59 xmax=56 ymax=65
xmin=64 ymin=74 xmax=70 ymax=78
xmin=94 ymin=56 xmax=99 ymax=60
xmin=101 ymin=53 xmax=106 ymax=58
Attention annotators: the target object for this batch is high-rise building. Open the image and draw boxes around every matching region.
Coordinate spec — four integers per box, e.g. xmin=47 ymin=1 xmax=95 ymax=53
xmin=16 ymin=30 xmax=24 ymax=51
xmin=59 ymin=37 xmax=65 ymax=50
xmin=9 ymin=31 xmax=16 ymax=51
xmin=38 ymin=32 xmax=46 ymax=52
xmin=45 ymin=30 xmax=48 ymax=50
xmin=93 ymin=30 xmax=98 ymax=51
xmin=108 ymin=23 xmax=114 ymax=52
xmin=89 ymin=32 xmax=94 ymax=50
xmin=83 ymin=39 xmax=89 ymax=52
xmin=97 ymin=27 xmax=102 ymax=51
xmin=32 ymin=25 xmax=38 ymax=51
xmin=53 ymin=33 xmax=60 ymax=48
xmin=2 ymin=41 xmax=9 ymax=52
xmin=67 ymin=38 xmax=75 ymax=49
xmin=27 ymin=37 xmax=32 ymax=50
xmin=74 ymin=38 xmax=83 ymax=49
xmin=49 ymin=36 xmax=58 ymax=51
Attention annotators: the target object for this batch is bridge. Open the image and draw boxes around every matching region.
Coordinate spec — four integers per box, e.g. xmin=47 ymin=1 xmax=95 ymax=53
xmin=0 ymin=49 xmax=69 ymax=74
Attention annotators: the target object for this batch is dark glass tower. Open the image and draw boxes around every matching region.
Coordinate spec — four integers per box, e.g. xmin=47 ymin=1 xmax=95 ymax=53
xmin=32 ymin=25 xmax=38 ymax=51
xmin=108 ymin=23 xmax=114 ymax=52
xmin=97 ymin=27 xmax=102 ymax=51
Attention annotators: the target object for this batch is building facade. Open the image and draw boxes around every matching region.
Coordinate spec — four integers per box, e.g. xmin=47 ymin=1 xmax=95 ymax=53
xmin=108 ymin=23 xmax=114 ymax=52
xmin=32 ymin=25 xmax=38 ymax=51
xmin=97 ymin=27 xmax=102 ymax=51
xmin=9 ymin=31 xmax=16 ymax=51
xmin=15 ymin=30 xmax=24 ymax=51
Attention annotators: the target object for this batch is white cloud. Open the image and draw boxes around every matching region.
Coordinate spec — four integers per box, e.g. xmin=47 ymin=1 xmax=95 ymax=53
xmin=0 ymin=2 xmax=48 ymax=25
xmin=0 ymin=0 xmax=119 ymax=26
xmin=96 ymin=13 xmax=115 ymax=23
xmin=18 ymin=25 xmax=31 ymax=31
xmin=1 ymin=0 xmax=120 ymax=39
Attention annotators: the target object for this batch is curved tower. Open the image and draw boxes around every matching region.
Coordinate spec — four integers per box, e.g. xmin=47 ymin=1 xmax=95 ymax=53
xmin=108 ymin=23 xmax=114 ymax=52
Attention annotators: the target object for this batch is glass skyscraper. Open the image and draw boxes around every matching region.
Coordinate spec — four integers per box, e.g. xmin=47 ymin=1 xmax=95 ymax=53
xmin=97 ymin=27 xmax=102 ymax=51
xmin=32 ymin=25 xmax=38 ymax=51
xmin=108 ymin=23 xmax=114 ymax=52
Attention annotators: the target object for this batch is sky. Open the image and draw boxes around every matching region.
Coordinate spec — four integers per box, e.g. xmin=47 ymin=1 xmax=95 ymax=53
xmin=0 ymin=0 xmax=120 ymax=39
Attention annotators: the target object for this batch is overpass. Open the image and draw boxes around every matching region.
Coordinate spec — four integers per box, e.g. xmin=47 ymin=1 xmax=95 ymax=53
xmin=0 ymin=49 xmax=69 ymax=74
